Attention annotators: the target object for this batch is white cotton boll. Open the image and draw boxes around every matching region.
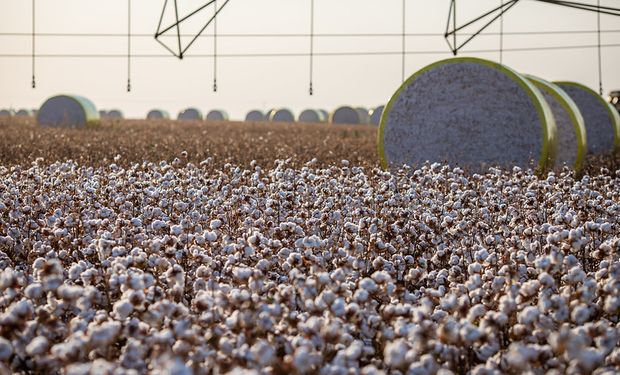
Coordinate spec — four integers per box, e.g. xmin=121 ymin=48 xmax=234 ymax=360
xmin=384 ymin=339 xmax=409 ymax=368
xmin=130 ymin=218 xmax=142 ymax=227
xmin=538 ymin=272 xmax=554 ymax=288
xmin=372 ymin=271 xmax=391 ymax=284
xmin=26 ymin=336 xmax=49 ymax=356
xmin=345 ymin=340 xmax=363 ymax=360
xmin=519 ymin=280 xmax=540 ymax=297
xmin=354 ymin=289 xmax=369 ymax=303
xmin=151 ymin=220 xmax=167 ymax=231
xmin=68 ymin=264 xmax=84 ymax=281
xmin=573 ymin=348 xmax=604 ymax=372
xmin=32 ymin=257 xmax=46 ymax=270
xmin=170 ymin=225 xmax=183 ymax=236
xmin=194 ymin=235 xmax=206 ymax=245
xmin=359 ymin=278 xmax=378 ymax=293
xmin=467 ymin=304 xmax=486 ymax=322
xmin=233 ymin=267 xmax=252 ymax=282
xmin=24 ymin=283 xmax=43 ymax=299
xmin=204 ymin=231 xmax=218 ymax=242
xmin=113 ymin=300 xmax=134 ymax=320
xmin=567 ymin=266 xmax=586 ymax=284
xmin=344 ymin=222 xmax=359 ymax=233
xmin=0 ymin=338 xmax=12 ymax=360
xmin=331 ymin=298 xmax=346 ymax=317
xmin=518 ymin=306 xmax=540 ymax=325
xmin=571 ymin=304 xmax=590 ymax=324
xmin=467 ymin=263 xmax=482 ymax=274
xmin=460 ymin=323 xmax=482 ymax=344
xmin=604 ymin=296 xmax=620 ymax=314
xmin=250 ymin=340 xmax=275 ymax=367
xmin=58 ymin=285 xmax=83 ymax=301
xmin=90 ymin=321 xmax=122 ymax=346
xmin=474 ymin=248 xmax=489 ymax=262
xmin=210 ymin=219 xmax=222 ymax=230
xmin=292 ymin=346 xmax=317 ymax=373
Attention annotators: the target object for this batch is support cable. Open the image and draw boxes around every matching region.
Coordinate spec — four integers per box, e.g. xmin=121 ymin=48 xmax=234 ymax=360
xmin=213 ymin=0 xmax=217 ymax=92
xmin=597 ymin=0 xmax=603 ymax=95
xmin=309 ymin=0 xmax=314 ymax=95
xmin=453 ymin=0 xmax=457 ymax=55
xmin=174 ymin=0 xmax=182 ymax=58
xmin=127 ymin=0 xmax=131 ymax=92
xmin=500 ymin=0 xmax=504 ymax=63
xmin=402 ymin=0 xmax=406 ymax=82
xmin=31 ymin=0 xmax=35 ymax=88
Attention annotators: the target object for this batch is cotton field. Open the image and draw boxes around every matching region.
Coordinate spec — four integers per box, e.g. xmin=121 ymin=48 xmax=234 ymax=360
xmin=1 ymin=157 xmax=619 ymax=374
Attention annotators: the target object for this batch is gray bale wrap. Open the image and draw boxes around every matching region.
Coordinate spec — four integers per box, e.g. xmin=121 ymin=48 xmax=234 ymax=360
xmin=0 ymin=109 xmax=14 ymax=118
xmin=206 ymin=110 xmax=229 ymax=121
xmin=356 ymin=108 xmax=370 ymax=124
xmin=270 ymin=109 xmax=295 ymax=122
xmin=555 ymin=82 xmax=620 ymax=155
xmin=178 ymin=108 xmax=203 ymax=121
xmin=299 ymin=109 xmax=324 ymax=123
xmin=16 ymin=109 xmax=33 ymax=117
xmin=245 ymin=110 xmax=265 ymax=122
xmin=318 ymin=109 xmax=329 ymax=122
xmin=379 ymin=57 xmax=557 ymax=173
xmin=107 ymin=110 xmax=124 ymax=119
xmin=370 ymin=105 xmax=385 ymax=126
xmin=147 ymin=109 xmax=170 ymax=120
xmin=527 ymin=76 xmax=587 ymax=171
xmin=331 ymin=106 xmax=362 ymax=125
xmin=37 ymin=95 xmax=99 ymax=128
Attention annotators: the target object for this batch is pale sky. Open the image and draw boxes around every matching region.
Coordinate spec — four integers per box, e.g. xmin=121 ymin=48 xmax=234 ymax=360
xmin=1 ymin=0 xmax=619 ymax=119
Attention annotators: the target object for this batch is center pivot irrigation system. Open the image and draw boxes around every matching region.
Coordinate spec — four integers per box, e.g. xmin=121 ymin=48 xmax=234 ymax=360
xmin=11 ymin=0 xmax=620 ymax=94
xmin=444 ymin=0 xmax=620 ymax=94
xmin=151 ymin=0 xmax=620 ymax=95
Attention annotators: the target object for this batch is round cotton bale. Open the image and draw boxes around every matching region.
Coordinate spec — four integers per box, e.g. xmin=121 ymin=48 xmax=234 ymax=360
xmin=356 ymin=107 xmax=370 ymax=124
xmin=331 ymin=106 xmax=362 ymax=125
xmin=526 ymin=76 xmax=587 ymax=171
xmin=178 ymin=108 xmax=203 ymax=121
xmin=37 ymin=95 xmax=99 ymax=128
xmin=298 ymin=109 xmax=324 ymax=123
xmin=269 ymin=108 xmax=295 ymax=123
xmin=370 ymin=105 xmax=385 ymax=126
xmin=245 ymin=110 xmax=265 ymax=122
xmin=16 ymin=109 xmax=33 ymax=117
xmin=147 ymin=109 xmax=170 ymax=120
xmin=265 ymin=109 xmax=275 ymax=119
xmin=555 ymin=82 xmax=620 ymax=155
xmin=610 ymin=91 xmax=619 ymax=112
xmin=107 ymin=110 xmax=124 ymax=119
xmin=318 ymin=109 xmax=329 ymax=122
xmin=379 ymin=57 xmax=557 ymax=173
xmin=206 ymin=110 xmax=229 ymax=121
xmin=99 ymin=110 xmax=108 ymax=118
xmin=0 ymin=109 xmax=14 ymax=118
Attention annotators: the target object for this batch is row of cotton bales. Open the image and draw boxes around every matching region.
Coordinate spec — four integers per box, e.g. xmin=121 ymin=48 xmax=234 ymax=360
xmin=175 ymin=108 xmax=231 ymax=121
xmin=379 ymin=57 xmax=620 ymax=173
xmin=100 ymin=110 xmax=124 ymax=119
xmin=0 ymin=109 xmax=37 ymax=117
xmin=244 ymin=106 xmax=385 ymax=125
xmin=30 ymin=93 xmax=387 ymax=128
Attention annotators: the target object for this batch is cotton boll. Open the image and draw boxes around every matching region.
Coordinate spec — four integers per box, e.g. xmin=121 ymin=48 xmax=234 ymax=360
xmin=113 ymin=300 xmax=134 ymax=320
xmin=0 ymin=338 xmax=12 ymax=360
xmin=384 ymin=339 xmax=409 ymax=369
xmin=210 ymin=219 xmax=222 ymax=230
xmin=26 ymin=336 xmax=49 ymax=356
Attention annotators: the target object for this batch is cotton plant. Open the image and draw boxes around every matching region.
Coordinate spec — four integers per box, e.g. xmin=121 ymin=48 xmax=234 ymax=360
xmin=0 ymin=159 xmax=618 ymax=374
